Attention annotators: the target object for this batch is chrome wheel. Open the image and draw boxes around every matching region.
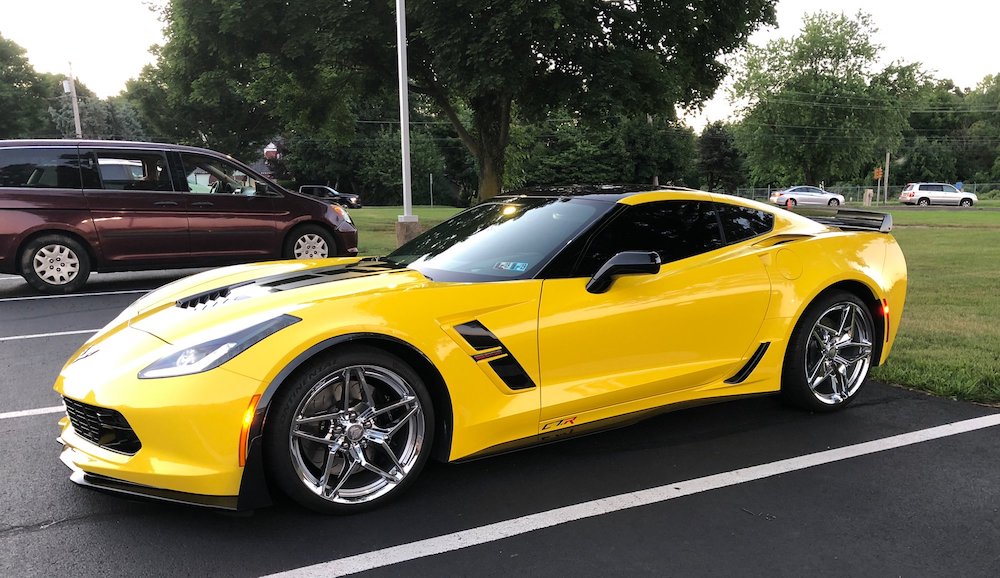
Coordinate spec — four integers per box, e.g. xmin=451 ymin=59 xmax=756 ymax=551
xmin=32 ymin=243 xmax=81 ymax=286
xmin=804 ymin=302 xmax=873 ymax=405
xmin=293 ymin=234 xmax=329 ymax=259
xmin=288 ymin=365 xmax=425 ymax=505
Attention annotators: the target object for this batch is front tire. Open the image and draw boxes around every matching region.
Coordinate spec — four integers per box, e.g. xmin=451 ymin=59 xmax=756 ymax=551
xmin=781 ymin=291 xmax=875 ymax=412
xmin=265 ymin=346 xmax=434 ymax=514
xmin=19 ymin=234 xmax=91 ymax=293
xmin=283 ymin=225 xmax=336 ymax=260
xmin=828 ymin=198 xmax=840 ymax=206
xmin=960 ymin=198 xmax=973 ymax=207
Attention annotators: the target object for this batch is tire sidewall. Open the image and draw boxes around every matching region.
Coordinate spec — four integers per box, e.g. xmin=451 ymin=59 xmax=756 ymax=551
xmin=781 ymin=291 xmax=874 ymax=412
xmin=19 ymin=235 xmax=91 ymax=293
xmin=283 ymin=225 xmax=337 ymax=259
xmin=264 ymin=345 xmax=435 ymax=514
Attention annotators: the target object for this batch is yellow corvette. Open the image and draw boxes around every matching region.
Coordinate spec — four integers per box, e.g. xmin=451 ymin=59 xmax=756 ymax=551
xmin=55 ymin=186 xmax=906 ymax=513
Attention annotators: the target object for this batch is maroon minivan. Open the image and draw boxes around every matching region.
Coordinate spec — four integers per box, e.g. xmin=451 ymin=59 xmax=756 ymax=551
xmin=0 ymin=140 xmax=358 ymax=293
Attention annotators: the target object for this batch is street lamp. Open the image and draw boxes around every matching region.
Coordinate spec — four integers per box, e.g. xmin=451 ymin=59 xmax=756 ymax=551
xmin=395 ymin=0 xmax=420 ymax=245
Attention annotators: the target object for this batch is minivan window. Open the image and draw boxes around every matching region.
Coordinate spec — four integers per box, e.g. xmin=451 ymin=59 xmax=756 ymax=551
xmin=178 ymin=153 xmax=273 ymax=196
xmin=93 ymin=151 xmax=174 ymax=191
xmin=0 ymin=147 xmax=96 ymax=189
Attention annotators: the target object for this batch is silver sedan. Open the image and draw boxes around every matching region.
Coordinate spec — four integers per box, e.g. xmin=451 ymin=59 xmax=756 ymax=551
xmin=770 ymin=186 xmax=845 ymax=207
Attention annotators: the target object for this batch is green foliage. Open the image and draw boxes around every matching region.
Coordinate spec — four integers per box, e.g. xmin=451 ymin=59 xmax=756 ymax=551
xmin=698 ymin=122 xmax=746 ymax=192
xmin=142 ymin=0 xmax=775 ymax=200
xmin=0 ymin=34 xmax=60 ymax=138
xmin=733 ymin=11 xmax=919 ymax=186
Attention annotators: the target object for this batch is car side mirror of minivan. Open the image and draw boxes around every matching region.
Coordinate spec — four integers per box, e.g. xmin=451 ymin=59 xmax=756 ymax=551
xmin=586 ymin=251 xmax=661 ymax=294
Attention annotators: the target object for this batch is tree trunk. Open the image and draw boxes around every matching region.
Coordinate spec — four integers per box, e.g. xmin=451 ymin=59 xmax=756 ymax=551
xmin=471 ymin=93 xmax=512 ymax=202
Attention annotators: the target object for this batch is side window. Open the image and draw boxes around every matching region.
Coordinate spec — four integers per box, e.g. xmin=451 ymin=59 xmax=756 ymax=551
xmin=0 ymin=147 xmax=95 ymax=189
xmin=924 ymin=184 xmax=944 ymax=192
xmin=91 ymin=151 xmax=173 ymax=191
xmin=943 ymin=184 xmax=958 ymax=193
xmin=716 ymin=203 xmax=775 ymax=244
xmin=178 ymin=153 xmax=271 ymax=196
xmin=575 ymin=201 xmax=723 ymax=276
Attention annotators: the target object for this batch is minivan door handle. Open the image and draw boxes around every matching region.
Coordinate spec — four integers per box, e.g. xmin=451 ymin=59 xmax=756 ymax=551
xmin=191 ymin=201 xmax=214 ymax=207
xmin=153 ymin=201 xmax=179 ymax=207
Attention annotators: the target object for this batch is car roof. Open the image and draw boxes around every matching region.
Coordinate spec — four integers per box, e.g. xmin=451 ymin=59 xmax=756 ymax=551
xmin=0 ymin=139 xmax=238 ymax=158
xmin=498 ymin=184 xmax=703 ymax=203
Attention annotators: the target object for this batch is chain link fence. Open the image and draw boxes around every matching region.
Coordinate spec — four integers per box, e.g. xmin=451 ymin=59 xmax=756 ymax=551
xmin=733 ymin=183 xmax=1000 ymax=203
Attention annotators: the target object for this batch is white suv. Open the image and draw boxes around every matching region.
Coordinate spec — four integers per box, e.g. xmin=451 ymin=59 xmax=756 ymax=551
xmin=899 ymin=183 xmax=977 ymax=207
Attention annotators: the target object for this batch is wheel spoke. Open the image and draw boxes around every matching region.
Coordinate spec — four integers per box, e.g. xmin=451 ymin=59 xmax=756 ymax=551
xmin=836 ymin=305 xmax=852 ymax=335
xmin=295 ymin=411 xmax=340 ymax=425
xmin=373 ymin=439 xmax=404 ymax=475
xmin=356 ymin=367 xmax=376 ymax=408
xmin=327 ymin=456 xmax=359 ymax=499
xmin=292 ymin=430 xmax=340 ymax=446
xmin=318 ymin=441 xmax=343 ymax=494
xmin=387 ymin=406 xmax=418 ymax=438
xmin=806 ymin=356 xmax=825 ymax=382
xmin=372 ymin=396 xmax=416 ymax=418
xmin=341 ymin=368 xmax=353 ymax=411
xmin=810 ymin=366 xmax=834 ymax=391
xmin=353 ymin=444 xmax=402 ymax=483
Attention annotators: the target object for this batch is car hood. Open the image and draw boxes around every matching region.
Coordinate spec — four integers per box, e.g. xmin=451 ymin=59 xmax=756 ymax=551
xmin=100 ymin=258 xmax=431 ymax=345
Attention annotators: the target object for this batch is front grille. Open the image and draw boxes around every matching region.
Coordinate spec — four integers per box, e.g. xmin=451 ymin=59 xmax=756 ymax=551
xmin=63 ymin=397 xmax=141 ymax=454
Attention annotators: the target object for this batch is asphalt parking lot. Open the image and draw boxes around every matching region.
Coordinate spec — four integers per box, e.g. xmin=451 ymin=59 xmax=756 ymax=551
xmin=1 ymin=271 xmax=998 ymax=577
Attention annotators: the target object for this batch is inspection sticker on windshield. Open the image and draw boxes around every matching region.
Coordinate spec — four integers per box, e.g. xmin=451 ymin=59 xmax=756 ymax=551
xmin=495 ymin=261 xmax=529 ymax=272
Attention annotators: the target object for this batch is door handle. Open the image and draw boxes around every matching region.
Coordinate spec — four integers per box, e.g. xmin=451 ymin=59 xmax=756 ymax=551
xmin=191 ymin=201 xmax=214 ymax=207
xmin=154 ymin=201 xmax=179 ymax=207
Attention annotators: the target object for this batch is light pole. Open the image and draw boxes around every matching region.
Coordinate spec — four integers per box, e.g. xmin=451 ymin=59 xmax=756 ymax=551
xmin=394 ymin=0 xmax=420 ymax=246
xmin=63 ymin=62 xmax=82 ymax=138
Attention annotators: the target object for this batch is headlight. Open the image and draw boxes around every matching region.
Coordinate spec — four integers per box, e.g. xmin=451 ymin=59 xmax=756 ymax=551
xmin=138 ymin=314 xmax=300 ymax=379
xmin=332 ymin=204 xmax=353 ymax=224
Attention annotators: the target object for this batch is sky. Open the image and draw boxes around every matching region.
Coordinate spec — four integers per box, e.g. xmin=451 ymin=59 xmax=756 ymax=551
xmin=1 ymin=0 xmax=998 ymax=128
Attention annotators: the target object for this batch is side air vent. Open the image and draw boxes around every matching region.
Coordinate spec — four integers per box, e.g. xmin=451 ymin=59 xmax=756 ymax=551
xmin=724 ymin=342 xmax=771 ymax=384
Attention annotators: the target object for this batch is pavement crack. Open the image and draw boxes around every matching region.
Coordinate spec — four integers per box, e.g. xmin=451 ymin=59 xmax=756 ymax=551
xmin=0 ymin=512 xmax=96 ymax=539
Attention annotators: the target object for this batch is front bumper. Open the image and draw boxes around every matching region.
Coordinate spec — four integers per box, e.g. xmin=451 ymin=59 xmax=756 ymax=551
xmin=54 ymin=327 xmax=273 ymax=508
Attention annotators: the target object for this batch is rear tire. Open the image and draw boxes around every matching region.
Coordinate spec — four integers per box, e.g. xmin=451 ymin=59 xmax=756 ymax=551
xmin=19 ymin=234 xmax=91 ymax=293
xmin=781 ymin=291 xmax=874 ymax=412
xmin=264 ymin=345 xmax=434 ymax=514
xmin=917 ymin=197 xmax=930 ymax=206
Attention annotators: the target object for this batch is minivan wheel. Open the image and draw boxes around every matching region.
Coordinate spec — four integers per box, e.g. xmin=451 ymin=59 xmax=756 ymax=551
xmin=284 ymin=225 xmax=336 ymax=260
xmin=917 ymin=197 xmax=930 ymax=206
xmin=19 ymin=234 xmax=91 ymax=293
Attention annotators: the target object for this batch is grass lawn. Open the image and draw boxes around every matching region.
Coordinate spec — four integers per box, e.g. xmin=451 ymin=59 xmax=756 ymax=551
xmin=352 ymin=205 xmax=462 ymax=256
xmin=353 ymin=204 xmax=999 ymax=403
xmin=871 ymin=207 xmax=1000 ymax=403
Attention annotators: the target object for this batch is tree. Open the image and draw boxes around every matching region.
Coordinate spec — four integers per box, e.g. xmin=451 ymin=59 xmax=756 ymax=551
xmin=153 ymin=0 xmax=776 ymax=200
xmin=732 ymin=11 xmax=921 ymax=186
xmin=697 ymin=122 xmax=746 ymax=192
xmin=0 ymin=34 xmax=59 ymax=138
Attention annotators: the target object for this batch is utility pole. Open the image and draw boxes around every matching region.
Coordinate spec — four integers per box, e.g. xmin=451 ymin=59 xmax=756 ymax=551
xmin=63 ymin=63 xmax=82 ymax=138
xmin=394 ymin=0 xmax=419 ymax=246
xmin=883 ymin=150 xmax=891 ymax=206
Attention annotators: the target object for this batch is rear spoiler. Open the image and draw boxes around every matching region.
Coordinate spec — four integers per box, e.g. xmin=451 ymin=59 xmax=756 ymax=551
xmin=796 ymin=208 xmax=893 ymax=233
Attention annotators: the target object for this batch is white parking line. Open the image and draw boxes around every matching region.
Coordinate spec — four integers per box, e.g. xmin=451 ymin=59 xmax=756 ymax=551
xmin=265 ymin=412 xmax=1000 ymax=578
xmin=0 ymin=329 xmax=98 ymax=342
xmin=0 ymin=405 xmax=64 ymax=420
xmin=0 ymin=289 xmax=146 ymax=302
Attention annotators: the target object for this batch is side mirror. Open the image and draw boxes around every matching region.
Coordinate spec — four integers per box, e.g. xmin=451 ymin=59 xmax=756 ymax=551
xmin=586 ymin=251 xmax=661 ymax=294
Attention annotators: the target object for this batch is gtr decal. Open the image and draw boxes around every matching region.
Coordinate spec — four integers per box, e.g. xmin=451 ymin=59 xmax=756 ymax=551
xmin=542 ymin=417 xmax=578 ymax=430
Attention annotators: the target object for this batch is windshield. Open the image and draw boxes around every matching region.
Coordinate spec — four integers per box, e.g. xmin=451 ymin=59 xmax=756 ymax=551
xmin=387 ymin=197 xmax=606 ymax=282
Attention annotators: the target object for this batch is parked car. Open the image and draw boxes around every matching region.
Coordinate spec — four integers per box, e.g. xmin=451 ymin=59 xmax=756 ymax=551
xmin=0 ymin=140 xmax=359 ymax=293
xmin=55 ymin=186 xmax=907 ymax=514
xmin=770 ymin=186 xmax=845 ymax=207
xmin=299 ymin=185 xmax=362 ymax=209
xmin=899 ymin=183 xmax=977 ymax=206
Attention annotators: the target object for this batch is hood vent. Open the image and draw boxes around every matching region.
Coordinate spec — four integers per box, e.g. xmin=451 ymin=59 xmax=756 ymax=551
xmin=175 ymin=259 xmax=407 ymax=310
